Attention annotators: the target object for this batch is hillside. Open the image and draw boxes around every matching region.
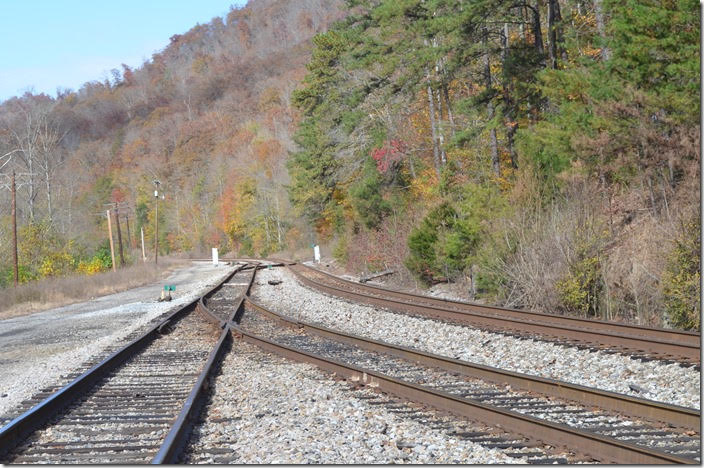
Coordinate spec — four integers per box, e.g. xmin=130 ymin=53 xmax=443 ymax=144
xmin=286 ymin=0 xmax=700 ymax=329
xmin=0 ymin=0 xmax=699 ymax=330
xmin=0 ymin=0 xmax=345 ymax=270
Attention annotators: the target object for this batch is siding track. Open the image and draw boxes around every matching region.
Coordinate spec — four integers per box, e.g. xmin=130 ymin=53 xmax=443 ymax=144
xmin=285 ymin=261 xmax=700 ymax=366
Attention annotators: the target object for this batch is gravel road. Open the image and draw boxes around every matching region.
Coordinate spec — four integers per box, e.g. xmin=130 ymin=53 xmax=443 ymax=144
xmin=0 ymin=261 xmax=234 ymax=418
xmin=251 ymin=267 xmax=700 ymax=409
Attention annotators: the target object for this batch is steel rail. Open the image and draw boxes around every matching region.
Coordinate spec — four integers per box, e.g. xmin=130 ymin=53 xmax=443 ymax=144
xmin=198 ymin=262 xmax=256 ymax=327
xmin=244 ymin=297 xmax=700 ymax=431
xmin=151 ymin=327 xmax=232 ymax=464
xmin=151 ymin=262 xmax=256 ymax=463
xmin=0 ymin=264 xmax=240 ymax=460
xmin=292 ymin=262 xmax=700 ymax=344
xmin=287 ymin=263 xmax=700 ymax=363
xmin=229 ymin=320 xmax=695 ymax=464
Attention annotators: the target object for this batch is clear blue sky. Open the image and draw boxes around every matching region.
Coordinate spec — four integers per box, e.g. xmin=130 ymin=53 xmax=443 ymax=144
xmin=0 ymin=0 xmax=248 ymax=102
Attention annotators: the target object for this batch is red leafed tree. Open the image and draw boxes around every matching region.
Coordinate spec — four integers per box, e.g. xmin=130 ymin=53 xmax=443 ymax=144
xmin=111 ymin=187 xmax=126 ymax=203
xmin=371 ymin=139 xmax=405 ymax=174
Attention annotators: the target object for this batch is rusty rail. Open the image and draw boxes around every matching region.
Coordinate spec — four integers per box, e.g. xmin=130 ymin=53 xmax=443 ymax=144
xmin=230 ymin=317 xmax=696 ymax=464
xmin=151 ymin=327 xmax=232 ymax=464
xmin=244 ymin=297 xmax=700 ymax=431
xmin=286 ymin=262 xmax=700 ymax=364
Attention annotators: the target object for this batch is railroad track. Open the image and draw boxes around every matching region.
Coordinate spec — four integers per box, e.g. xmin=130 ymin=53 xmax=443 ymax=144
xmin=284 ymin=262 xmax=700 ymax=366
xmin=0 ymin=306 xmax=197 ymax=429
xmin=2 ymin=260 xmax=699 ymax=463
xmin=185 ymin=337 xmax=563 ymax=464
xmin=198 ymin=261 xmax=257 ymax=324
xmin=0 ymin=262 xmax=251 ymax=464
xmin=233 ymin=293 xmax=700 ymax=464
xmin=1 ymin=308 xmax=219 ymax=463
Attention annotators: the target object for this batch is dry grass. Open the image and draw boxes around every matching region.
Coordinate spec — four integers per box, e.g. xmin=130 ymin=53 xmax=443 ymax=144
xmin=495 ymin=162 xmax=699 ymax=327
xmin=494 ymin=196 xmax=586 ymax=313
xmin=0 ymin=257 xmax=186 ymax=320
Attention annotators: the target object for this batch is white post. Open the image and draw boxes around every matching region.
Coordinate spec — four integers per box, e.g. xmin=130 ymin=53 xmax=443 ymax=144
xmin=141 ymin=227 xmax=146 ymax=262
xmin=212 ymin=247 xmax=219 ymax=266
xmin=107 ymin=210 xmax=116 ymax=272
xmin=313 ymin=245 xmax=321 ymax=263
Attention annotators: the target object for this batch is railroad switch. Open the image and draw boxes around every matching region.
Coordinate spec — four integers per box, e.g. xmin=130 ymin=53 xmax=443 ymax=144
xmin=159 ymin=285 xmax=176 ymax=301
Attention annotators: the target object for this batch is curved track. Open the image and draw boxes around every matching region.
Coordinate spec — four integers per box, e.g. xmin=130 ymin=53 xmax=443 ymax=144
xmin=1 ymin=260 xmax=698 ymax=464
xmin=232 ymin=293 xmax=700 ymax=464
xmin=285 ymin=262 xmax=700 ymax=366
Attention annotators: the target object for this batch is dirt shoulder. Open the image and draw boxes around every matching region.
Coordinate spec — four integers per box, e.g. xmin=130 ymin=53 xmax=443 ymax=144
xmin=0 ymin=259 xmax=190 ymax=321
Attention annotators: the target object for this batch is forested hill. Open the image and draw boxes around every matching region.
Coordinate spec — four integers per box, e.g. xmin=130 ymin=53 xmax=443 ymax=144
xmin=0 ymin=1 xmax=344 ymax=276
xmin=0 ymin=0 xmax=700 ymax=330
xmin=286 ymin=0 xmax=700 ymax=329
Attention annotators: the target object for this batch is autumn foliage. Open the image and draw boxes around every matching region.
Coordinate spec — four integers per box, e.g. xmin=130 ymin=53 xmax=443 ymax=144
xmin=0 ymin=0 xmax=345 ymax=286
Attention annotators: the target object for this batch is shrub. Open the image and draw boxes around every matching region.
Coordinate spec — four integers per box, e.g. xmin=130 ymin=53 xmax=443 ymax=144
xmin=406 ymin=202 xmax=473 ymax=284
xmin=349 ymin=158 xmax=391 ymax=229
xmin=554 ymin=223 xmax=606 ymax=317
xmin=555 ymin=252 xmax=602 ymax=317
xmin=75 ymin=242 xmax=113 ymax=275
xmin=332 ymin=235 xmax=348 ymax=264
xmin=76 ymin=257 xmax=107 ymax=275
xmin=1 ymin=265 xmax=37 ymax=286
xmin=406 ymin=183 xmax=508 ymax=286
xmin=38 ymin=251 xmax=77 ymax=277
xmin=94 ymin=244 xmax=114 ymax=270
xmin=662 ymin=218 xmax=700 ymax=330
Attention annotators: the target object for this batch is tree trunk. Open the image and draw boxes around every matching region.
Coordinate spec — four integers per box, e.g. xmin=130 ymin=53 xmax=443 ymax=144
xmin=556 ymin=0 xmax=567 ymax=62
xmin=501 ymin=23 xmax=518 ymax=169
xmin=426 ymin=79 xmax=441 ymax=176
xmin=125 ymin=215 xmax=134 ymax=249
xmin=431 ymin=37 xmax=447 ymax=168
xmin=593 ymin=0 xmax=611 ymax=61
xmin=442 ymin=82 xmax=456 ymax=138
xmin=275 ymin=196 xmax=283 ymax=246
xmin=67 ymin=182 xmax=73 ymax=236
xmin=532 ymin=1 xmax=546 ymax=66
xmin=483 ymin=28 xmax=500 ymax=177
xmin=45 ymin=169 xmax=52 ymax=224
xmin=423 ymin=36 xmax=441 ymax=176
xmin=408 ymin=153 xmax=417 ymax=178
xmin=11 ymin=172 xmax=18 ymax=287
xmin=435 ymin=88 xmax=447 ymax=166
xmin=548 ymin=0 xmax=566 ymax=68
xmin=27 ymin=156 xmax=35 ymax=220
xmin=547 ymin=0 xmax=557 ymax=69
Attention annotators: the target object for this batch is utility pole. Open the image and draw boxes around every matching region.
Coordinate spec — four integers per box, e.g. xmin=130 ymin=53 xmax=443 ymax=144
xmin=153 ymin=180 xmax=161 ymax=265
xmin=125 ymin=214 xmax=134 ymax=249
xmin=114 ymin=204 xmax=125 ymax=267
xmin=106 ymin=209 xmax=116 ymax=272
xmin=11 ymin=171 xmax=18 ymax=287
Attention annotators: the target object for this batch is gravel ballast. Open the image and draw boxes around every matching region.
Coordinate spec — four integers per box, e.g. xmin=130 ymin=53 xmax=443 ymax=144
xmin=186 ymin=340 xmax=518 ymax=464
xmin=251 ymin=267 xmax=700 ymax=410
xmin=0 ymin=262 xmax=234 ymax=418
